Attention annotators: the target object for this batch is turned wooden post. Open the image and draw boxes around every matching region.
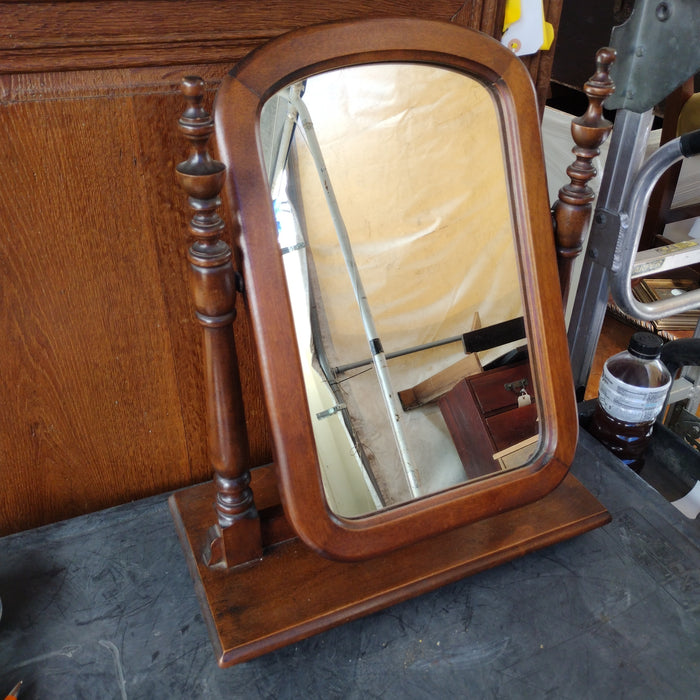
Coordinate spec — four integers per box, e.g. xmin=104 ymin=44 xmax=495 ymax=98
xmin=176 ymin=76 xmax=262 ymax=569
xmin=552 ymin=47 xmax=616 ymax=305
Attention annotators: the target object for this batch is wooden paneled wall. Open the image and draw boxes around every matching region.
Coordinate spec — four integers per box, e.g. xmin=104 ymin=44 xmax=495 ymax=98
xmin=0 ymin=0 xmax=561 ymax=534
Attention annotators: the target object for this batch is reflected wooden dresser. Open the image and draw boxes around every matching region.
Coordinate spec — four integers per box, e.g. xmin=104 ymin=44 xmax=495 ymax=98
xmin=439 ymin=361 xmax=538 ymax=478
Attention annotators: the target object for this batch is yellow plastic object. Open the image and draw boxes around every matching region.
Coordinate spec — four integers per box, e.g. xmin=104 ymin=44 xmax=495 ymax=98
xmin=541 ymin=20 xmax=554 ymax=50
xmin=503 ymin=0 xmax=521 ymax=31
xmin=502 ymin=0 xmax=554 ymax=55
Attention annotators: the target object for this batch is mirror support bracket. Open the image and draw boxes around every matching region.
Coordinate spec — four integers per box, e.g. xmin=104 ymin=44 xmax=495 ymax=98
xmin=584 ymin=207 xmax=624 ymax=273
xmin=552 ymin=48 xmax=616 ymax=306
xmin=173 ymin=77 xmax=263 ymax=569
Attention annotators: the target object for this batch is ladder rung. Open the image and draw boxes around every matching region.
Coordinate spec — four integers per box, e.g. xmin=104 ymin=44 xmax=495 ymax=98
xmin=632 ymin=240 xmax=700 ymax=279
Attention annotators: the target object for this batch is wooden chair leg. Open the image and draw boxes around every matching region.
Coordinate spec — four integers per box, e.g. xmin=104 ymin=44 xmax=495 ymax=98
xmin=175 ymin=76 xmax=262 ymax=569
xmin=552 ymin=48 xmax=616 ymax=306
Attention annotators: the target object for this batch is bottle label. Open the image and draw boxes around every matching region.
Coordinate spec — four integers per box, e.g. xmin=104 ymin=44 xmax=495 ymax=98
xmin=598 ymin=365 xmax=671 ymax=423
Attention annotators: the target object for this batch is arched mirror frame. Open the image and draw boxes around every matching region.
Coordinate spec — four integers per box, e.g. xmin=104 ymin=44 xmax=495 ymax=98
xmin=213 ymin=18 xmax=578 ymax=561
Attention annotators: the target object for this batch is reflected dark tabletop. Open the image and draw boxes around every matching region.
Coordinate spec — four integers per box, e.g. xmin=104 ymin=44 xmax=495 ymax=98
xmin=1 ymin=429 xmax=700 ymax=699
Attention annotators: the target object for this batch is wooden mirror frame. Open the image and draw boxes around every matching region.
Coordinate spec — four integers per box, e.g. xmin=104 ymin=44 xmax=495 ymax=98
xmin=170 ymin=18 xmax=612 ymax=666
xmin=214 ymin=18 xmax=576 ymax=560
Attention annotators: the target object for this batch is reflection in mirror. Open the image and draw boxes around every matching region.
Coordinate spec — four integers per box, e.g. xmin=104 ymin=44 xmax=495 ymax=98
xmin=261 ymin=64 xmax=539 ymax=517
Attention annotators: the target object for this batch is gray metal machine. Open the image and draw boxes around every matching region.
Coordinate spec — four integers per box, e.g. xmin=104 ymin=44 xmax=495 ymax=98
xmin=568 ymin=0 xmax=700 ymax=430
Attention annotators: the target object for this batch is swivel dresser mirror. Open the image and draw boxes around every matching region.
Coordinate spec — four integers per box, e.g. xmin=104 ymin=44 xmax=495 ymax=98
xmin=169 ymin=18 xmax=611 ymax=667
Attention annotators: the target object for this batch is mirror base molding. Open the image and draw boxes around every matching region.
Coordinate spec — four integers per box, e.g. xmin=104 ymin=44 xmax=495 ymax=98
xmin=169 ymin=471 xmax=609 ymax=668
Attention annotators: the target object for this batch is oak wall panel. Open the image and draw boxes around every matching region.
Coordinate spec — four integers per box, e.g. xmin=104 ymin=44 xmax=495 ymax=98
xmin=0 ymin=94 xmax=192 ymax=530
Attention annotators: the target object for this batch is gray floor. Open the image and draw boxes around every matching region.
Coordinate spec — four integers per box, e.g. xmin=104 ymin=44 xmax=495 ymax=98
xmin=2 ymin=429 xmax=700 ymax=699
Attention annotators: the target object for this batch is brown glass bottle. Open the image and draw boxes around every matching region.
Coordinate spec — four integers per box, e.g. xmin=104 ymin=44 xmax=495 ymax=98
xmin=588 ymin=410 xmax=655 ymax=472
xmin=588 ymin=332 xmax=671 ymax=472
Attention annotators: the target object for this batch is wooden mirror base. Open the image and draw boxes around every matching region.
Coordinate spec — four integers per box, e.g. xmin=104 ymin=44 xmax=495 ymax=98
xmin=169 ymin=469 xmax=609 ymax=668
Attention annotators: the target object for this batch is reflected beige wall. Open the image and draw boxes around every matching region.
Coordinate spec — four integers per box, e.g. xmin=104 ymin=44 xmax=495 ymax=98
xmin=295 ymin=64 xmax=521 ymax=365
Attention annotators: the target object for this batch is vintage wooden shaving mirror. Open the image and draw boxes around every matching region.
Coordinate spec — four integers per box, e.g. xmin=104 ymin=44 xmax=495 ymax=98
xmin=169 ymin=18 xmax=613 ymax=667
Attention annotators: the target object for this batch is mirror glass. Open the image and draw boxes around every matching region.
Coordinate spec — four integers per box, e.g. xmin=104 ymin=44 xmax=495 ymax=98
xmin=260 ymin=64 xmax=539 ymax=517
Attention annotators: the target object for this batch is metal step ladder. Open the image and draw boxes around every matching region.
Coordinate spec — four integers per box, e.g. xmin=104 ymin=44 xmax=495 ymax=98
xmin=568 ymin=0 xmax=700 ymax=426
